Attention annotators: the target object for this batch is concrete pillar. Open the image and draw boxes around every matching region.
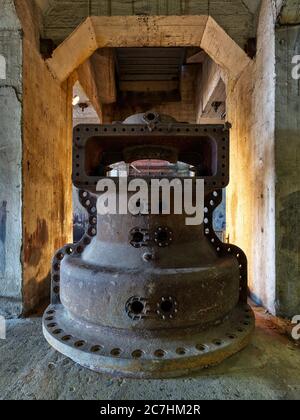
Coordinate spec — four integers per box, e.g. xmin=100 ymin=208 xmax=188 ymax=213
xmin=275 ymin=25 xmax=300 ymax=317
xmin=0 ymin=0 xmax=23 ymax=317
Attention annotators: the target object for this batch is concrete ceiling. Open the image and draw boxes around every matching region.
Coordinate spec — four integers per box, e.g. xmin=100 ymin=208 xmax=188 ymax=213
xmin=38 ymin=0 xmax=263 ymax=49
xmin=34 ymin=0 xmax=54 ymax=13
xmin=279 ymin=0 xmax=300 ymax=24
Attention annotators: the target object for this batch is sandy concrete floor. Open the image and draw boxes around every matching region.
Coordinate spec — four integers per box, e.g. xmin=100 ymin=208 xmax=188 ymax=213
xmin=0 ymin=305 xmax=299 ymax=400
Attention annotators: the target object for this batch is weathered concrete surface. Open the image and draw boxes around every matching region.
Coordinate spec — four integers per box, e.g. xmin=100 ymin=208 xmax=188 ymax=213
xmin=279 ymin=0 xmax=300 ymax=24
xmin=0 ymin=0 xmax=23 ymax=317
xmin=0 ymin=306 xmax=299 ymax=400
xmin=275 ymin=25 xmax=300 ymax=317
xmin=227 ymin=0 xmax=277 ymax=314
xmin=0 ymin=88 xmax=22 ymax=318
xmin=13 ymin=0 xmax=73 ymax=313
xmin=42 ymin=0 xmax=261 ymax=49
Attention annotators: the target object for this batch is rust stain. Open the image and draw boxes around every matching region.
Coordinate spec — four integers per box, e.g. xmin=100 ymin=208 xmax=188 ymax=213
xmin=24 ymin=218 xmax=49 ymax=266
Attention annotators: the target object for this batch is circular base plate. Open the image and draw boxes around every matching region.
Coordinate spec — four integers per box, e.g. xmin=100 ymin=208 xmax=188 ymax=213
xmin=43 ymin=304 xmax=254 ymax=379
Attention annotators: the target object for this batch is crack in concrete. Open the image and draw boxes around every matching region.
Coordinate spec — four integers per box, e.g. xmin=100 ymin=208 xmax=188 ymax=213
xmin=0 ymin=84 xmax=22 ymax=103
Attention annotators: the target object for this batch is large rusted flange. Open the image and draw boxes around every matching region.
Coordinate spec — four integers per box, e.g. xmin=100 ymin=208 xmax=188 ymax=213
xmin=43 ymin=303 xmax=254 ymax=379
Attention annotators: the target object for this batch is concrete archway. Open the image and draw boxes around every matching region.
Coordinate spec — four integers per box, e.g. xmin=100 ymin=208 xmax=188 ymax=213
xmin=46 ymin=16 xmax=251 ymax=83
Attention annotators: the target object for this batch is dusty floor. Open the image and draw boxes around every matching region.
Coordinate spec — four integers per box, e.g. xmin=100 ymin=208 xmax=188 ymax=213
xmin=0 ymin=305 xmax=299 ymax=400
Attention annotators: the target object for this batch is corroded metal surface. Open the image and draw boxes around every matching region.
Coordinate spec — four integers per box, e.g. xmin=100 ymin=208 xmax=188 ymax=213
xmin=43 ymin=303 xmax=254 ymax=379
xmin=43 ymin=112 xmax=254 ymax=377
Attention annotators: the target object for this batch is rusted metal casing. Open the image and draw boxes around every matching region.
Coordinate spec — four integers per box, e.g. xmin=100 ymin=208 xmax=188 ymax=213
xmin=43 ymin=112 xmax=254 ymax=378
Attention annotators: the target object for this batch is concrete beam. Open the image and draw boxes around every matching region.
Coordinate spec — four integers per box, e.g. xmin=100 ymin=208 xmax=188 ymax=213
xmin=46 ymin=15 xmax=251 ymax=84
xmin=195 ymin=56 xmax=226 ymax=122
xmin=75 ymin=59 xmax=103 ymax=121
xmin=90 ymin=49 xmax=116 ymax=104
xmin=200 ymin=16 xmax=251 ymax=80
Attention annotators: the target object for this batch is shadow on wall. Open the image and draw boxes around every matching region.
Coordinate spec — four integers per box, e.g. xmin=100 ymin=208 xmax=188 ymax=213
xmin=279 ymin=191 xmax=300 ymax=254
xmin=0 ymin=201 xmax=7 ymax=276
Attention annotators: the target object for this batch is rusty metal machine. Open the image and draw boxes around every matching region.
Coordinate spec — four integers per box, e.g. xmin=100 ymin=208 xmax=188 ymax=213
xmin=43 ymin=112 xmax=254 ymax=378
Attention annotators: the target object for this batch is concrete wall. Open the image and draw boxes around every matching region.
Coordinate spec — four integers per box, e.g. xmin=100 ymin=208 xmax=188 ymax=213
xmin=0 ymin=0 xmax=73 ymax=316
xmin=275 ymin=24 xmax=300 ymax=317
xmin=0 ymin=0 xmax=23 ymax=317
xmin=226 ymin=0 xmax=277 ymax=313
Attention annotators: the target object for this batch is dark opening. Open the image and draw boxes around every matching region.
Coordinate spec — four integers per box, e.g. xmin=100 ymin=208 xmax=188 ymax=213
xmin=131 ymin=300 xmax=145 ymax=315
xmin=156 ymin=230 xmax=169 ymax=243
xmin=146 ymin=112 xmax=156 ymax=121
xmin=160 ymin=300 xmax=173 ymax=313
xmin=132 ymin=231 xmax=144 ymax=243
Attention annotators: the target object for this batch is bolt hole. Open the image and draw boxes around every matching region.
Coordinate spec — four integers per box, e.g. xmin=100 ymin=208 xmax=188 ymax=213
xmin=196 ymin=344 xmax=206 ymax=352
xmin=176 ymin=348 xmax=186 ymax=356
xmin=88 ymin=228 xmax=96 ymax=236
xmin=76 ymin=246 xmax=84 ymax=254
xmin=74 ymin=341 xmax=85 ymax=348
xmin=160 ymin=299 xmax=174 ymax=314
xmin=132 ymin=349 xmax=144 ymax=359
xmin=156 ymin=230 xmax=169 ymax=243
xmin=53 ymin=329 xmax=62 ymax=335
xmin=132 ymin=231 xmax=144 ymax=243
xmin=213 ymin=340 xmax=222 ymax=346
xmin=62 ymin=335 xmax=72 ymax=342
xmin=111 ymin=348 xmax=121 ymax=357
xmin=130 ymin=300 xmax=145 ymax=315
xmin=145 ymin=112 xmax=156 ymax=121
xmin=91 ymin=345 xmax=102 ymax=353
xmin=154 ymin=349 xmax=165 ymax=358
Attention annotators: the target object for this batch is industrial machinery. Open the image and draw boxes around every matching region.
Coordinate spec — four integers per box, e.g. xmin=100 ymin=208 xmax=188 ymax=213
xmin=43 ymin=112 xmax=254 ymax=378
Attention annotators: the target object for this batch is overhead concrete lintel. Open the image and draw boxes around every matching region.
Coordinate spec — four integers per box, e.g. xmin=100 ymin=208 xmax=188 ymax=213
xmin=46 ymin=15 xmax=252 ymax=84
xmin=200 ymin=17 xmax=251 ymax=81
xmin=46 ymin=17 xmax=98 ymax=82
